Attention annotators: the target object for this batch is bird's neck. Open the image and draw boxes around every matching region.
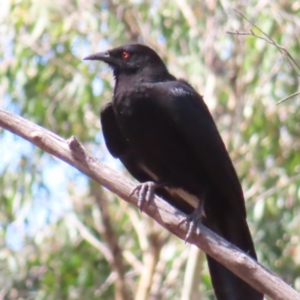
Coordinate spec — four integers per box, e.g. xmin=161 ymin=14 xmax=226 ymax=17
xmin=114 ymin=67 xmax=175 ymax=86
xmin=113 ymin=67 xmax=176 ymax=101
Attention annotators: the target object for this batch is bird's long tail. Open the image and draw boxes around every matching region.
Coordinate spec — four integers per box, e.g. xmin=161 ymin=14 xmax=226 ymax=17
xmin=204 ymin=216 xmax=263 ymax=300
xmin=156 ymin=187 xmax=263 ymax=299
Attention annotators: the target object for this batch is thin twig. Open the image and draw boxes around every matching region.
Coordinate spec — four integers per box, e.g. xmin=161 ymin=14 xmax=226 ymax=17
xmin=276 ymin=90 xmax=300 ymax=105
xmin=232 ymin=10 xmax=300 ymax=74
xmin=250 ymin=173 xmax=300 ymax=204
xmin=91 ymin=184 xmax=130 ymax=300
xmin=71 ymin=213 xmax=113 ymax=262
xmin=227 ymin=9 xmax=300 ymax=106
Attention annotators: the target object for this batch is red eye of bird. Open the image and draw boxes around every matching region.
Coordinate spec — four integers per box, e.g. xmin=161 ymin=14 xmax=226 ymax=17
xmin=121 ymin=51 xmax=130 ymax=60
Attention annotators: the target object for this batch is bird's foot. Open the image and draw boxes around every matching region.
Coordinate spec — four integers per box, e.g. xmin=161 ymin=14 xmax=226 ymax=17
xmin=179 ymin=201 xmax=204 ymax=242
xmin=130 ymin=182 xmax=156 ymax=211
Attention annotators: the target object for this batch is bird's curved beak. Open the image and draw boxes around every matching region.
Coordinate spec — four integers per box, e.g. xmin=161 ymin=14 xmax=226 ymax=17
xmin=84 ymin=51 xmax=110 ymax=62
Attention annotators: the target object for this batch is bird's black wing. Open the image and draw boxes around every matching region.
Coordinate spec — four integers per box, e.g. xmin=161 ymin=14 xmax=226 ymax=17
xmin=100 ymin=102 xmax=127 ymax=158
xmin=142 ymin=80 xmax=245 ymax=215
xmin=100 ymin=101 xmax=195 ymax=212
xmin=100 ymin=102 xmax=151 ymax=182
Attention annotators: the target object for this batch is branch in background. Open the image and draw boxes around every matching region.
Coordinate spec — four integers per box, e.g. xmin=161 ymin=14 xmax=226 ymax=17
xmin=227 ymin=9 xmax=300 ymax=105
xmin=160 ymin=246 xmax=189 ymax=296
xmin=247 ymin=172 xmax=300 ymax=205
xmin=276 ymin=90 xmax=300 ymax=105
xmin=135 ymin=220 xmax=162 ymax=300
xmin=181 ymin=246 xmax=203 ymax=300
xmin=0 ymin=108 xmax=300 ymax=300
xmin=90 ymin=184 xmax=131 ymax=300
xmin=71 ymin=214 xmax=113 ymax=262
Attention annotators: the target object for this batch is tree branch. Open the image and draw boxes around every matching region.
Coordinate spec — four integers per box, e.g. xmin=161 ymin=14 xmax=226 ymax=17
xmin=0 ymin=107 xmax=299 ymax=300
xmin=227 ymin=10 xmax=300 ymax=105
xmin=228 ymin=10 xmax=300 ymax=76
xmin=90 ymin=184 xmax=131 ymax=300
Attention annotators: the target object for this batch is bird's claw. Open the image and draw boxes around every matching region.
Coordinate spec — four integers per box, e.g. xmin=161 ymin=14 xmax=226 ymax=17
xmin=179 ymin=201 xmax=204 ymax=242
xmin=130 ymin=182 xmax=156 ymax=211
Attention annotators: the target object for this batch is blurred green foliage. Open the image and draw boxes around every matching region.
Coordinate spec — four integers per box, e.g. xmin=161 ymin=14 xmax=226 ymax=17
xmin=1 ymin=0 xmax=300 ymax=299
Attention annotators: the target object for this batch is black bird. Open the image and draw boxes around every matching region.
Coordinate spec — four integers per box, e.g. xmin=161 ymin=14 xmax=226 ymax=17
xmin=84 ymin=44 xmax=263 ymax=300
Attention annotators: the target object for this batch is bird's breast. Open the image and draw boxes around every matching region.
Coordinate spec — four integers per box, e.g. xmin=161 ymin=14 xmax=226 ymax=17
xmin=114 ymin=94 xmax=159 ymax=136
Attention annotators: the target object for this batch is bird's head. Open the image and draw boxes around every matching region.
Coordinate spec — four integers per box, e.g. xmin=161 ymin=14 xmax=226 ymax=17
xmin=84 ymin=44 xmax=171 ymax=81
